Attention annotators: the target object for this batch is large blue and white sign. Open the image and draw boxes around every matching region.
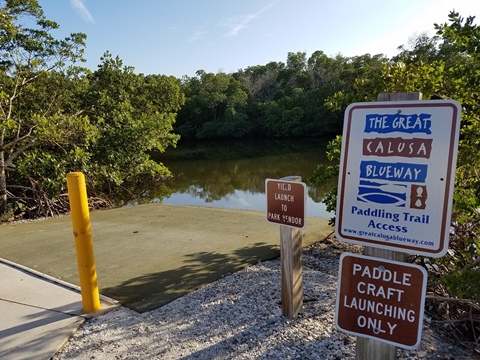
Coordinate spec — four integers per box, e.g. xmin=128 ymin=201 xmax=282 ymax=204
xmin=335 ymin=100 xmax=461 ymax=257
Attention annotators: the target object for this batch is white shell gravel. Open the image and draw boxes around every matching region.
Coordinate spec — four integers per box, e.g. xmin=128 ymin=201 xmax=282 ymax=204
xmin=53 ymin=239 xmax=473 ymax=359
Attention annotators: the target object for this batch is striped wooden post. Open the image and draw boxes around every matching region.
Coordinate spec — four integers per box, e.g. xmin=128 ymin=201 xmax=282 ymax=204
xmin=280 ymin=175 xmax=303 ymax=318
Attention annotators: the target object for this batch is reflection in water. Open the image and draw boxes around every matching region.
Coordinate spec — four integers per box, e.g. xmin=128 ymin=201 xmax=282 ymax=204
xmin=152 ymin=138 xmax=335 ymax=218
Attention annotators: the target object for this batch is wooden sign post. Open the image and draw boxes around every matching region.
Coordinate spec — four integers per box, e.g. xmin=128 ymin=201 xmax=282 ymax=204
xmin=266 ymin=176 xmax=306 ymax=318
xmin=360 ymin=93 xmax=421 ymax=360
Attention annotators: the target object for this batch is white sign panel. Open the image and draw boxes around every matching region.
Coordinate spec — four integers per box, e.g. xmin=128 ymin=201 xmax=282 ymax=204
xmin=335 ymin=100 xmax=461 ymax=257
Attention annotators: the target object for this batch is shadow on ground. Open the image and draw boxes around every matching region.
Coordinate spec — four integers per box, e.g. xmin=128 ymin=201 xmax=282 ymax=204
xmin=102 ymin=242 xmax=278 ymax=313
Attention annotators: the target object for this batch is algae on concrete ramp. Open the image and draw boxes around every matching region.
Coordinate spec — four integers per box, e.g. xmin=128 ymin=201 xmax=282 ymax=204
xmin=0 ymin=204 xmax=333 ymax=312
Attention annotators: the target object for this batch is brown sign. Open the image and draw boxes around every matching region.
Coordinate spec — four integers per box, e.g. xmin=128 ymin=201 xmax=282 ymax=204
xmin=335 ymin=253 xmax=427 ymax=349
xmin=362 ymin=138 xmax=433 ymax=158
xmin=265 ymin=178 xmax=306 ymax=229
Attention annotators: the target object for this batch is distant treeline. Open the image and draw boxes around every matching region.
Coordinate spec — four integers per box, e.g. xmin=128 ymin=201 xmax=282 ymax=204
xmin=174 ymin=51 xmax=387 ymax=140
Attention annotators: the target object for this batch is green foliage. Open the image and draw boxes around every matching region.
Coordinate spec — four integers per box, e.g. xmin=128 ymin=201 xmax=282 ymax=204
xmin=311 ymin=11 xmax=480 ymax=341
xmin=438 ymin=192 xmax=480 ymax=302
xmin=176 ymin=71 xmax=249 ymax=140
xmin=441 ymin=269 xmax=480 ymax=300
xmin=82 ymin=52 xmax=183 ymax=198
xmin=0 ymin=2 xmax=183 ymax=218
xmin=308 ymin=135 xmax=342 ymax=225
xmin=430 ymin=14 xmax=480 ymax=309
xmin=175 ymin=52 xmax=387 ymax=140
xmin=0 ymin=0 xmax=90 ymax=216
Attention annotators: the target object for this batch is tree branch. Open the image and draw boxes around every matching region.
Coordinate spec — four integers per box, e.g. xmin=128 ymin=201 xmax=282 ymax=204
xmin=426 ymin=295 xmax=480 ymax=311
xmin=4 ymin=139 xmax=36 ymax=167
xmin=3 ymin=124 xmax=37 ymax=151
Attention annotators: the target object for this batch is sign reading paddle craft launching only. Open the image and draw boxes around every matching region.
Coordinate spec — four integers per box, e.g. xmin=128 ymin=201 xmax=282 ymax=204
xmin=336 ymin=100 xmax=461 ymax=257
xmin=266 ymin=178 xmax=306 ymax=229
xmin=336 ymin=253 xmax=427 ymax=349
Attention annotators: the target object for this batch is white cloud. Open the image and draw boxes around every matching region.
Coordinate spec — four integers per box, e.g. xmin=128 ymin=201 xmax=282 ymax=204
xmin=70 ymin=0 xmax=95 ymax=23
xmin=189 ymin=29 xmax=208 ymax=43
xmin=221 ymin=2 xmax=275 ymax=38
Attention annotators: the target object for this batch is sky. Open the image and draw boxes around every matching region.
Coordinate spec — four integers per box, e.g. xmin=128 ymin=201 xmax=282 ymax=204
xmin=38 ymin=0 xmax=480 ymax=78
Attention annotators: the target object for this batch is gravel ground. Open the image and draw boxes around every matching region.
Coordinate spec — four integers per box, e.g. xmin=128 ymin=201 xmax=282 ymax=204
xmin=53 ymin=238 xmax=476 ymax=360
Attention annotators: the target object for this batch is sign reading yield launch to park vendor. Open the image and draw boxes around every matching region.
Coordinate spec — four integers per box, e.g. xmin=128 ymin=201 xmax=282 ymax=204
xmin=266 ymin=178 xmax=306 ymax=229
xmin=336 ymin=100 xmax=461 ymax=257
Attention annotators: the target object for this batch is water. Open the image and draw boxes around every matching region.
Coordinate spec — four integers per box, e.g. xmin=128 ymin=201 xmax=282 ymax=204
xmin=152 ymin=138 xmax=335 ymax=219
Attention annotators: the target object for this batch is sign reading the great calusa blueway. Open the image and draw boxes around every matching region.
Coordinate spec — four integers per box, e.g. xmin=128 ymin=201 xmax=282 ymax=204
xmin=336 ymin=253 xmax=427 ymax=349
xmin=266 ymin=178 xmax=306 ymax=229
xmin=336 ymin=101 xmax=461 ymax=257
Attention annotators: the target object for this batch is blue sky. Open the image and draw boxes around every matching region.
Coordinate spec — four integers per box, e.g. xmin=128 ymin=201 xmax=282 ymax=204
xmin=39 ymin=1 xmax=480 ymax=78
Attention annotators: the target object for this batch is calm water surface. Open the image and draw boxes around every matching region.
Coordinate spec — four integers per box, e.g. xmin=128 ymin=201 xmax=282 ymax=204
xmin=152 ymin=138 xmax=335 ymax=219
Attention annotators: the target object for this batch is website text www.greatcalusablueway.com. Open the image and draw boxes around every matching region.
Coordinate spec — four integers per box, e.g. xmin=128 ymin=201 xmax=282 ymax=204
xmin=342 ymin=227 xmax=435 ymax=247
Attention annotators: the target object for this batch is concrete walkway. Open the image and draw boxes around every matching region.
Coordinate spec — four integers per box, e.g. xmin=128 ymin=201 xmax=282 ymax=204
xmin=0 ymin=203 xmax=333 ymax=358
xmin=0 ymin=259 xmax=117 ymax=360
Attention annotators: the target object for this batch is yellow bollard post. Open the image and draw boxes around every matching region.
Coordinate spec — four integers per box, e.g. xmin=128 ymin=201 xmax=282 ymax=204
xmin=66 ymin=172 xmax=102 ymax=313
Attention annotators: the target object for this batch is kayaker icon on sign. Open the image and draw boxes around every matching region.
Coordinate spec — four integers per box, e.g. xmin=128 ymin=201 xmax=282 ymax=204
xmin=410 ymin=185 xmax=428 ymax=209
